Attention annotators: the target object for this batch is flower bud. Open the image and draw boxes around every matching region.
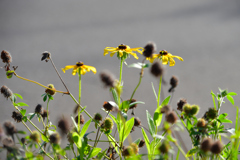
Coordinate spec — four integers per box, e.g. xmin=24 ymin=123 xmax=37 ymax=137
xmin=41 ymin=51 xmax=51 ymax=62
xmin=206 ymin=108 xmax=218 ymax=120
xmin=35 ymin=104 xmax=43 ymax=115
xmin=45 ymin=84 xmax=56 ymax=96
xmin=49 ymin=132 xmax=61 ymax=144
xmin=134 ymin=117 xmax=141 ymax=127
xmin=102 ymin=117 xmax=113 ymax=130
xmin=94 ymin=113 xmax=103 ymax=121
xmin=30 ymin=130 xmax=40 ymax=143
xmin=177 ymin=99 xmax=187 ymax=112
xmin=166 ymin=111 xmax=178 ymax=124
xmin=197 ymin=118 xmax=206 ymax=128
xmin=190 ymin=105 xmax=200 ymax=116
xmin=138 ymin=139 xmax=145 ymax=148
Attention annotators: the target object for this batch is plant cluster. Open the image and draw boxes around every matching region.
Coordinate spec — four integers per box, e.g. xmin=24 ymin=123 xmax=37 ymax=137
xmin=0 ymin=43 xmax=239 ymax=160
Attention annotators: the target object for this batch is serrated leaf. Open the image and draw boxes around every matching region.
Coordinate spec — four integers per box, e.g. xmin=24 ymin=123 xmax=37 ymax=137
xmin=20 ymin=109 xmax=26 ymax=116
xmin=227 ymin=95 xmax=234 ymax=105
xmin=14 ymin=93 xmax=23 ymax=99
xmin=17 ymin=102 xmax=29 ymax=107
xmin=146 ymin=110 xmax=155 ymax=137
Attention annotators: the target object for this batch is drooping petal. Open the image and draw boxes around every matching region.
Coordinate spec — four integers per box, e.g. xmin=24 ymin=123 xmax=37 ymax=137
xmin=72 ymin=66 xmax=79 ymax=75
xmin=62 ymin=65 xmax=76 ymax=73
xmin=81 ymin=68 xmax=87 ymax=75
xmin=130 ymin=47 xmax=143 ymax=54
xmin=147 ymin=54 xmax=159 ymax=63
xmin=83 ymin=65 xmax=97 ymax=74
xmin=168 ymin=57 xmax=176 ymax=66
xmin=104 ymin=47 xmax=117 ymax=56
xmin=118 ymin=50 xmax=123 ymax=57
xmin=110 ymin=51 xmax=118 ymax=57
xmin=162 ymin=56 xmax=169 ymax=65
xmin=128 ymin=52 xmax=139 ymax=59
xmin=172 ymin=55 xmax=184 ymax=61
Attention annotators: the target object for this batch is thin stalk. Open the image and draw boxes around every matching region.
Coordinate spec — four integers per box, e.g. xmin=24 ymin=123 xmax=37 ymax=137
xmin=157 ymin=76 xmax=163 ymax=107
xmin=118 ymin=58 xmax=124 ymax=105
xmin=175 ymin=142 xmax=189 ymax=160
xmin=46 ymin=98 xmax=50 ymax=127
xmin=78 ymin=68 xmax=82 ymax=132
xmin=129 ymin=58 xmax=145 ymax=101
xmin=71 ymin=144 xmax=77 ymax=158
xmin=49 ymin=57 xmax=69 ymax=93
xmin=14 ymin=72 xmax=69 ymax=94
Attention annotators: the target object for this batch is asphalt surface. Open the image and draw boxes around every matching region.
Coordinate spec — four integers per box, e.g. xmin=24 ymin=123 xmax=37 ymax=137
xmin=1 ymin=0 xmax=240 ymax=159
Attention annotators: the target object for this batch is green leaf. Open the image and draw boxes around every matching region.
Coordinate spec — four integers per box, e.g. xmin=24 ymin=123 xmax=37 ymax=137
xmin=129 ymin=101 xmax=145 ymax=108
xmin=71 ymin=116 xmax=78 ymax=130
xmin=142 ymin=128 xmax=151 ymax=154
xmin=97 ymin=149 xmax=108 ymax=160
xmin=109 ymin=113 xmax=119 ymax=133
xmin=72 ymin=132 xmax=82 ymax=148
xmin=120 ymin=117 xmax=134 ymax=142
xmin=226 ymin=95 xmax=234 ymax=105
xmin=43 ymin=95 xmax=47 ymax=102
xmin=20 ymin=109 xmax=26 ymax=116
xmin=22 ymin=116 xmax=27 ymax=122
xmin=11 ymin=94 xmax=16 ymax=103
xmin=6 ymin=70 xmax=14 ymax=79
xmin=153 ymin=108 xmax=162 ymax=127
xmin=16 ymin=102 xmax=29 ymax=107
xmin=151 ymin=82 xmax=158 ymax=101
xmin=30 ymin=113 xmax=36 ymax=120
xmin=88 ymin=147 xmax=101 ymax=158
xmin=120 ymin=100 xmax=130 ymax=111
xmin=41 ymin=134 xmax=49 ymax=142
xmin=128 ymin=62 xmax=148 ymax=69
xmin=186 ymin=147 xmax=198 ymax=157
xmin=146 ymin=110 xmax=155 ymax=137
xmin=80 ymin=119 xmax=91 ymax=138
xmin=160 ymin=96 xmax=171 ymax=107
xmin=17 ymin=130 xmax=27 ymax=134
xmin=110 ymin=88 xmax=119 ymax=104
xmin=133 ymin=138 xmax=141 ymax=145
xmin=14 ymin=93 xmax=23 ymax=99
xmin=48 ymin=94 xmax=54 ymax=100
xmin=218 ymin=113 xmax=232 ymax=123
xmin=228 ymin=92 xmax=237 ymax=96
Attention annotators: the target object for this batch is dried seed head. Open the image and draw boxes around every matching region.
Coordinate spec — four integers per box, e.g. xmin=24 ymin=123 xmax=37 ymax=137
xmin=134 ymin=117 xmax=141 ymax=127
xmin=1 ymin=85 xmax=13 ymax=100
xmin=168 ymin=76 xmax=178 ymax=92
xmin=2 ymin=137 xmax=14 ymax=148
xmin=75 ymin=114 xmax=85 ymax=125
xmin=41 ymin=51 xmax=51 ymax=62
xmin=3 ymin=121 xmax=17 ymax=136
xmin=30 ymin=130 xmax=40 ymax=143
xmin=166 ymin=111 xmax=178 ymax=124
xmin=161 ymin=105 xmax=171 ymax=114
xmin=94 ymin=113 xmax=103 ymax=121
xmin=100 ymin=71 xmax=115 ymax=88
xmin=122 ymin=146 xmax=132 ymax=157
xmin=45 ymin=84 xmax=56 ymax=96
xmin=128 ymin=99 xmax=137 ymax=109
xmin=150 ymin=61 xmax=164 ymax=77
xmin=103 ymin=101 xmax=113 ymax=111
xmin=35 ymin=104 xmax=43 ymax=115
xmin=138 ymin=139 xmax=145 ymax=148
xmin=206 ymin=108 xmax=218 ymax=120
xmin=159 ymin=141 xmax=170 ymax=154
xmin=200 ymin=138 xmax=212 ymax=152
xmin=102 ymin=117 xmax=114 ymax=130
xmin=67 ymin=132 xmax=74 ymax=143
xmin=41 ymin=109 xmax=48 ymax=120
xmin=143 ymin=41 xmax=157 ymax=58
xmin=197 ymin=118 xmax=206 ymax=128
xmin=210 ymin=140 xmax=223 ymax=154
xmin=1 ymin=50 xmax=12 ymax=64
xmin=58 ymin=117 xmax=71 ymax=134
xmin=49 ymin=132 xmax=61 ymax=144
xmin=12 ymin=111 xmax=23 ymax=123
xmin=177 ymin=99 xmax=187 ymax=112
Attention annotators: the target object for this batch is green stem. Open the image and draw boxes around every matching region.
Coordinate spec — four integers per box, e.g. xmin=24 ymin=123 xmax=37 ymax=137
xmin=175 ymin=142 xmax=189 ymax=160
xmin=157 ymin=76 xmax=163 ymax=107
xmin=78 ymin=68 xmax=82 ymax=132
xmin=46 ymin=98 xmax=50 ymax=127
xmin=118 ymin=58 xmax=124 ymax=105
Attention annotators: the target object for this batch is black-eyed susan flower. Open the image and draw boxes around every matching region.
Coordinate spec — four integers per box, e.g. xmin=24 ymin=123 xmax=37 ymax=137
xmin=147 ymin=50 xmax=183 ymax=66
xmin=104 ymin=44 xmax=143 ymax=59
xmin=62 ymin=61 xmax=96 ymax=76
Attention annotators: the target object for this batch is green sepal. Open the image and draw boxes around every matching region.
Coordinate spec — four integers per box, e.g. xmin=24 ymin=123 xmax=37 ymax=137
xmin=6 ymin=70 xmax=14 ymax=79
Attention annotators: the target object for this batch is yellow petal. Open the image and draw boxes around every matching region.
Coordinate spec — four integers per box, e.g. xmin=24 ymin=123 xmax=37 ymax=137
xmin=169 ymin=57 xmax=176 ymax=66
xmin=110 ymin=51 xmax=117 ymax=57
xmin=83 ymin=65 xmax=97 ymax=74
xmin=81 ymin=68 xmax=87 ymax=75
xmin=130 ymin=47 xmax=143 ymax=54
xmin=118 ymin=51 xmax=123 ymax=57
xmin=62 ymin=65 xmax=75 ymax=73
xmin=129 ymin=52 xmax=139 ymax=59
xmin=162 ymin=56 xmax=169 ymax=65
xmin=72 ymin=68 xmax=78 ymax=75
xmin=172 ymin=55 xmax=184 ymax=61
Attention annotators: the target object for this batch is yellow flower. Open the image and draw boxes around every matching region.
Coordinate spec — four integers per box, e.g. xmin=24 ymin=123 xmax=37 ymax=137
xmin=62 ymin=61 xmax=97 ymax=76
xmin=147 ymin=50 xmax=183 ymax=66
xmin=104 ymin=44 xmax=143 ymax=59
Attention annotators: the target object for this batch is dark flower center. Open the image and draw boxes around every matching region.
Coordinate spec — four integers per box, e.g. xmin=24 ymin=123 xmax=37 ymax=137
xmin=76 ymin=61 xmax=84 ymax=66
xmin=160 ymin=50 xmax=168 ymax=56
xmin=118 ymin=44 xmax=127 ymax=50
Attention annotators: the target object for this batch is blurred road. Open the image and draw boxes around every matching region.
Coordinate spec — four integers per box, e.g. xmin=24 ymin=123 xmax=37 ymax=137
xmin=1 ymin=0 xmax=240 ymax=158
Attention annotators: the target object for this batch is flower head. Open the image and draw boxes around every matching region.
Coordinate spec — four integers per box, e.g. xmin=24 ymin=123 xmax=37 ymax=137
xmin=104 ymin=44 xmax=143 ymax=59
xmin=147 ymin=50 xmax=183 ymax=66
xmin=62 ymin=61 xmax=96 ymax=76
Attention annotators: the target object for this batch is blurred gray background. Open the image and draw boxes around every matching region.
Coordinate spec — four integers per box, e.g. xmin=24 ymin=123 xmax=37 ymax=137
xmin=1 ymin=0 xmax=240 ymax=158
